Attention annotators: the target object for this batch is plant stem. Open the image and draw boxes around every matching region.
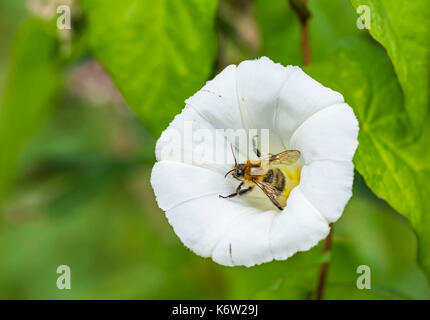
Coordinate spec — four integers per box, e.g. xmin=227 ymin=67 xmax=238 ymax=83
xmin=289 ymin=0 xmax=332 ymax=300
xmin=288 ymin=0 xmax=311 ymax=66
xmin=316 ymin=225 xmax=333 ymax=300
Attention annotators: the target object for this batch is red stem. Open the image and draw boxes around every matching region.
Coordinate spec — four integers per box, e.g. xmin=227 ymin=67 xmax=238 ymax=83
xmin=316 ymin=226 xmax=333 ymax=300
xmin=288 ymin=0 xmax=311 ymax=66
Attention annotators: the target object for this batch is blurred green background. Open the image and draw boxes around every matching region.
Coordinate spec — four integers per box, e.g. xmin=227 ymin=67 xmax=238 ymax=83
xmin=0 ymin=0 xmax=429 ymax=300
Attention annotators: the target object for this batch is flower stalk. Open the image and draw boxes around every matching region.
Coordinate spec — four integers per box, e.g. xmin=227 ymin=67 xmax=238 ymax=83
xmin=289 ymin=0 xmax=333 ymax=300
xmin=288 ymin=0 xmax=311 ymax=66
xmin=316 ymin=225 xmax=333 ymax=300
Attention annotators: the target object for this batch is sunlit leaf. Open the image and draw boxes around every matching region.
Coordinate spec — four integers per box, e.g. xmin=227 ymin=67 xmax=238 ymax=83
xmin=350 ymin=0 xmax=430 ymax=134
xmin=307 ymin=37 xmax=430 ymax=281
xmin=81 ymin=0 xmax=218 ymax=136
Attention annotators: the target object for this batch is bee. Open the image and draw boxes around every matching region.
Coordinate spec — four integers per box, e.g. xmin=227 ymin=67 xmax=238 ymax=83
xmin=219 ymin=137 xmax=301 ymax=210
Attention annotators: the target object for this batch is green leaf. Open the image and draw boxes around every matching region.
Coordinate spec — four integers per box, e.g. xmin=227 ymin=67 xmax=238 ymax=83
xmin=258 ymin=0 xmax=430 ymax=283
xmin=350 ymin=0 xmax=430 ymax=135
xmin=257 ymin=0 xmax=360 ymax=66
xmin=306 ymin=36 xmax=430 ymax=281
xmin=80 ymin=0 xmax=218 ymax=136
xmin=0 ymin=18 xmax=61 ymax=201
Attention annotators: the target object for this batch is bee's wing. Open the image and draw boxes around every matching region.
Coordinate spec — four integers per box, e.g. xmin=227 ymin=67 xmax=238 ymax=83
xmin=254 ymin=180 xmax=287 ymax=210
xmin=268 ymin=150 xmax=301 ymax=165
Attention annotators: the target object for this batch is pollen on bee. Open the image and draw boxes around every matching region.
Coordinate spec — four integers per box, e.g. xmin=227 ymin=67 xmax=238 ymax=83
xmin=249 ymin=159 xmax=269 ymax=175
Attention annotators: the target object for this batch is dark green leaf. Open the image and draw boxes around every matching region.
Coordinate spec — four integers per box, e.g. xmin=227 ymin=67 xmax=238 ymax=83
xmin=0 ymin=18 xmax=61 ymax=200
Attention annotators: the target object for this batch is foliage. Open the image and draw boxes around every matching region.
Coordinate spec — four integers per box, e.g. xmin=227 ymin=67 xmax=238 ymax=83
xmin=0 ymin=18 xmax=61 ymax=201
xmin=307 ymin=36 xmax=430 ymax=280
xmin=258 ymin=0 xmax=360 ymax=65
xmin=258 ymin=0 xmax=430 ymax=283
xmin=81 ymin=0 xmax=218 ymax=137
xmin=350 ymin=0 xmax=430 ymax=135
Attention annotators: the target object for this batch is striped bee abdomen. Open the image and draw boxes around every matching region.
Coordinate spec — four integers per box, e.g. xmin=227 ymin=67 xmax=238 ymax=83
xmin=263 ymin=168 xmax=286 ymax=192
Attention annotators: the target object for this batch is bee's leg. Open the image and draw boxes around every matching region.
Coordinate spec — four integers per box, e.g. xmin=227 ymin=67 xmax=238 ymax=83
xmin=252 ymin=135 xmax=261 ymax=158
xmin=238 ymin=186 xmax=253 ymax=195
xmin=219 ymin=182 xmax=244 ymax=199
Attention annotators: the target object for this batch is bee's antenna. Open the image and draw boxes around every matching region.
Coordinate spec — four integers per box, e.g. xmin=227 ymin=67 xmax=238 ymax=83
xmin=224 ymin=169 xmax=235 ymax=178
xmin=230 ymin=143 xmax=237 ymax=166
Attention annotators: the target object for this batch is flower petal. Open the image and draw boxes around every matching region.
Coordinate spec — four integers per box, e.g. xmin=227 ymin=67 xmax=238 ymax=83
xmin=165 ymin=194 xmax=262 ymax=259
xmin=151 ymin=160 xmax=234 ymax=211
xmin=236 ymin=57 xmax=289 ymax=153
xmin=300 ymin=160 xmax=354 ymax=223
xmin=290 ymin=103 xmax=359 ymax=164
xmin=270 ymin=187 xmax=330 ymax=261
xmin=155 ymin=106 xmax=239 ymax=174
xmin=185 ymin=64 xmax=244 ymax=131
xmin=211 ymin=210 xmax=277 ymax=267
xmin=276 ymin=66 xmax=345 ymax=143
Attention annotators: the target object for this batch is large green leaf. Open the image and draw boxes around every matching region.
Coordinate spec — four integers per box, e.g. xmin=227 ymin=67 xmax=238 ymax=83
xmin=258 ymin=0 xmax=430 ymax=283
xmin=0 ymin=18 xmax=60 ymax=201
xmin=350 ymin=0 xmax=430 ymax=135
xmin=257 ymin=0 xmax=360 ymax=66
xmin=307 ymin=37 xmax=430 ymax=280
xmin=81 ymin=0 xmax=218 ymax=136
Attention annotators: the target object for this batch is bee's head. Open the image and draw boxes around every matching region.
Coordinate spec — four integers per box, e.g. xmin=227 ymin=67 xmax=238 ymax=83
xmin=225 ymin=144 xmax=244 ymax=180
xmin=233 ymin=164 xmax=245 ymax=178
xmin=225 ymin=164 xmax=245 ymax=180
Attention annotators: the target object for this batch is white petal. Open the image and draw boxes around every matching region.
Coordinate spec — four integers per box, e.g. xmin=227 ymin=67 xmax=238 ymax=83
xmin=185 ymin=64 xmax=244 ymax=131
xmin=236 ymin=57 xmax=290 ymax=153
xmin=300 ymin=160 xmax=354 ymax=223
xmin=275 ymin=66 xmax=344 ymax=143
xmin=290 ymin=103 xmax=359 ymax=164
xmin=151 ymin=160 xmax=236 ymax=211
xmin=166 ymin=194 xmax=263 ymax=260
xmin=212 ymin=210 xmax=277 ymax=267
xmin=270 ymin=187 xmax=329 ymax=261
xmin=155 ymin=106 xmax=238 ymax=174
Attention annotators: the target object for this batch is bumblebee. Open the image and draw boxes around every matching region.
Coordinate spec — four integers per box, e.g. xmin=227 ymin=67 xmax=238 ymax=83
xmin=220 ymin=138 xmax=301 ymax=210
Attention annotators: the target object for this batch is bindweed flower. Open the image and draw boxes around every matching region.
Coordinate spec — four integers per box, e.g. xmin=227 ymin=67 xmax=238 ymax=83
xmin=151 ymin=57 xmax=359 ymax=267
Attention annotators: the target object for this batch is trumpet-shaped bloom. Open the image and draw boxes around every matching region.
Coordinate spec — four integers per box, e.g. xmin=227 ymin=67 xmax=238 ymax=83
xmin=151 ymin=57 xmax=359 ymax=267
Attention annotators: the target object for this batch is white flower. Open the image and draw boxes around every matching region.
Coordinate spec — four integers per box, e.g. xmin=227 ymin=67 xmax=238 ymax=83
xmin=151 ymin=57 xmax=359 ymax=267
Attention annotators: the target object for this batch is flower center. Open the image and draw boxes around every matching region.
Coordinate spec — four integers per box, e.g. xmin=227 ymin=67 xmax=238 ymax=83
xmin=279 ymin=162 xmax=302 ymax=200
